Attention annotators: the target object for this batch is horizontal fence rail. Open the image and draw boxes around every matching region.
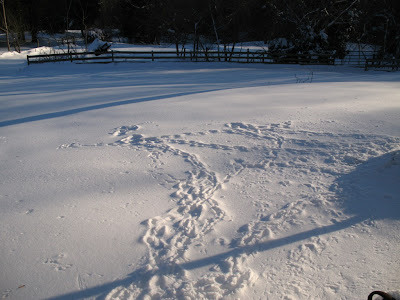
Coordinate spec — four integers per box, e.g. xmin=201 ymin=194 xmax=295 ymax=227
xmin=26 ymin=49 xmax=397 ymax=70
xmin=364 ymin=58 xmax=400 ymax=71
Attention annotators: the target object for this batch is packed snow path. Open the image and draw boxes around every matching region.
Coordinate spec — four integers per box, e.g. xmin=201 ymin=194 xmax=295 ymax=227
xmin=61 ymin=121 xmax=399 ymax=300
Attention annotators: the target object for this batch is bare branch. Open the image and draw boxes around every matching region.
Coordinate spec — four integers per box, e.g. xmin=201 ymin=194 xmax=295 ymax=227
xmin=300 ymin=8 xmax=323 ymax=23
xmin=123 ymin=0 xmax=147 ymax=10
xmin=326 ymin=0 xmax=359 ymax=28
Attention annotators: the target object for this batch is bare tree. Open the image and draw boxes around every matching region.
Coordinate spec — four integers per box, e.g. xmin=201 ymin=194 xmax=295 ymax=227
xmin=78 ymin=0 xmax=89 ymax=51
xmin=0 ymin=0 xmax=10 ymax=51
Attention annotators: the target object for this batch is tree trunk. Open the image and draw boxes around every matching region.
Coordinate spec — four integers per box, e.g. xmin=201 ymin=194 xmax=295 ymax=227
xmin=175 ymin=38 xmax=179 ymax=56
xmin=31 ymin=29 xmax=38 ymax=44
xmin=1 ymin=0 xmax=10 ymax=51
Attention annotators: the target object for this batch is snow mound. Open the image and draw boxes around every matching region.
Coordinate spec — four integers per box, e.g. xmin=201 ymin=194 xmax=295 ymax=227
xmin=87 ymin=38 xmax=112 ymax=52
xmin=0 ymin=47 xmax=55 ymax=59
xmin=335 ymin=150 xmax=400 ymax=220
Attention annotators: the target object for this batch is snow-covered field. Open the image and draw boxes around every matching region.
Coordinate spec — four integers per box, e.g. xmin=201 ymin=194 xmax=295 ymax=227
xmin=0 ymin=46 xmax=399 ymax=300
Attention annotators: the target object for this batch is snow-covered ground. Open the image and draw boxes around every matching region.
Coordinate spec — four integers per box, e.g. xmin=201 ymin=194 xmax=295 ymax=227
xmin=0 ymin=45 xmax=399 ymax=300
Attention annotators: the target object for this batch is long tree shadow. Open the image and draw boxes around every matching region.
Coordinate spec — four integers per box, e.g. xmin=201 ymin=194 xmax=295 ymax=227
xmin=46 ymin=151 xmax=400 ymax=300
xmin=45 ymin=216 xmax=363 ymax=300
xmin=0 ymin=88 xmax=224 ymax=127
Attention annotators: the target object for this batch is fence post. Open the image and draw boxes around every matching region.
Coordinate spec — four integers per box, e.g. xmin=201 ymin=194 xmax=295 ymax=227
xmin=152 ymin=50 xmax=154 ymax=62
xmin=247 ymin=49 xmax=250 ymax=63
xmin=112 ymin=50 xmax=114 ymax=63
xmin=27 ymin=55 xmax=30 ymax=65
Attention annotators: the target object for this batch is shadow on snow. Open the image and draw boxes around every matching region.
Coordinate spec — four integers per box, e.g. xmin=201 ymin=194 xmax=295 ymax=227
xmin=0 ymin=89 xmax=224 ymax=127
xmin=46 ymin=151 xmax=400 ymax=300
xmin=1 ymin=61 xmax=400 ymax=128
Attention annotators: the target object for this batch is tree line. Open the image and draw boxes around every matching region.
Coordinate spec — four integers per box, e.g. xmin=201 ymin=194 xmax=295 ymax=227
xmin=1 ymin=0 xmax=399 ymax=57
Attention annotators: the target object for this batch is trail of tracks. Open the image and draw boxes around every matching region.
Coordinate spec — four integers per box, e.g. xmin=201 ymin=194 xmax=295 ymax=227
xmin=105 ymin=125 xmax=256 ymax=299
xmin=62 ymin=121 xmax=400 ymax=299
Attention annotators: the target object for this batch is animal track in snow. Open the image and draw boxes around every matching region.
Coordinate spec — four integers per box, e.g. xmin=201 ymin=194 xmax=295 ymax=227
xmin=60 ymin=121 xmax=400 ymax=299
xmin=109 ymin=125 xmax=140 ymax=136
xmin=43 ymin=253 xmax=73 ymax=272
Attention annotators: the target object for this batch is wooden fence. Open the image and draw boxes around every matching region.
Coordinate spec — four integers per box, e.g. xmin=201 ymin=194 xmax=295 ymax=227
xmin=26 ymin=49 xmax=395 ymax=70
xmin=26 ymin=49 xmax=333 ymax=65
xmin=364 ymin=58 xmax=400 ymax=71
